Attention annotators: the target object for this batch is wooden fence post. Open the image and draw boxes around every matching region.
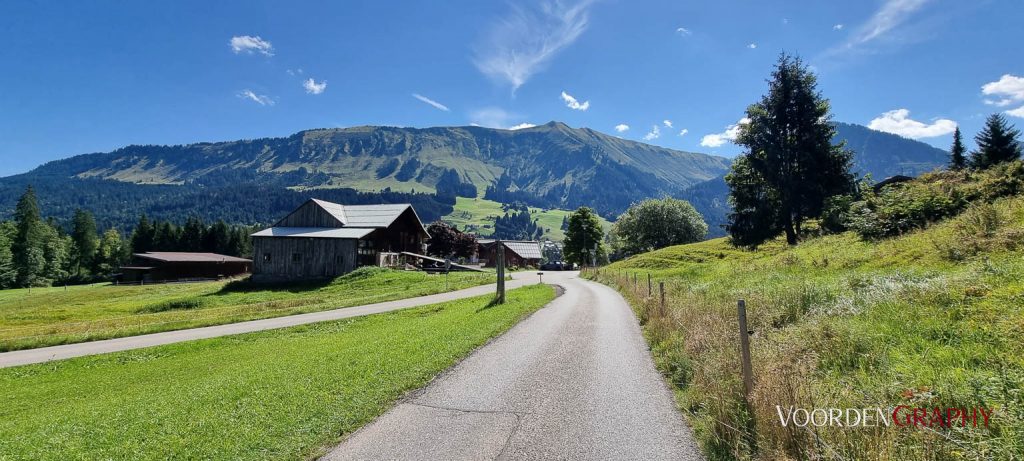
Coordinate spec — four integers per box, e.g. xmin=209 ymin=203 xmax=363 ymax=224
xmin=647 ymin=273 xmax=652 ymax=297
xmin=495 ymin=241 xmax=506 ymax=304
xmin=659 ymin=281 xmax=665 ymax=316
xmin=737 ymin=299 xmax=754 ymax=399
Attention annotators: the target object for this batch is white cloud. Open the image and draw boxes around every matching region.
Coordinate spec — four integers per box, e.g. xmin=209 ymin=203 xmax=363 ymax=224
xmin=982 ymin=74 xmax=1024 ymax=107
xmin=237 ymin=89 xmax=274 ymax=106
xmin=643 ymin=125 xmax=661 ymax=141
xmin=303 ymin=78 xmax=327 ymax=95
xmin=614 ymin=124 xmax=629 ymax=133
xmin=747 ymin=43 xmax=757 ymax=49
xmin=230 ymin=35 xmax=274 ymax=56
xmin=509 ymin=123 xmax=537 ymax=130
xmin=286 ymin=68 xmax=304 ymax=76
xmin=663 ymin=120 xmax=673 ymax=128
xmin=679 ymin=128 xmax=689 ymax=137
xmin=867 ymin=109 xmax=956 ymax=138
xmin=676 ymin=27 xmax=692 ymax=36
xmin=1005 ymin=106 xmax=1024 ymax=118
xmin=469 ymin=107 xmax=531 ymax=130
xmin=412 ymin=93 xmax=450 ymax=111
xmin=830 ymin=0 xmax=930 ymax=54
xmin=700 ymin=118 xmax=750 ymax=148
xmin=833 ymin=24 xmax=845 ymax=30
xmin=560 ymin=91 xmax=590 ymax=111
xmin=473 ymin=1 xmax=594 ymax=91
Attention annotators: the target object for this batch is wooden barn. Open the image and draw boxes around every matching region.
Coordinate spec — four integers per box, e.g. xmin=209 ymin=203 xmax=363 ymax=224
xmin=119 ymin=252 xmax=252 ymax=283
xmin=478 ymin=240 xmax=543 ymax=269
xmin=251 ymin=199 xmax=429 ymax=281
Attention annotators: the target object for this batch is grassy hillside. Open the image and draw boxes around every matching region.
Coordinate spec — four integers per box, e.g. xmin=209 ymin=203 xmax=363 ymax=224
xmin=591 ymin=186 xmax=1024 ymax=458
xmin=0 ymin=285 xmax=555 ymax=460
xmin=442 ymin=197 xmax=612 ymax=241
xmin=0 ymin=268 xmax=493 ymax=352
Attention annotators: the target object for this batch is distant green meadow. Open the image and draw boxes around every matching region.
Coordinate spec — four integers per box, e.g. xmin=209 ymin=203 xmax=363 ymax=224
xmin=0 ymin=267 xmax=494 ymax=351
xmin=0 ymin=284 xmax=555 ymax=460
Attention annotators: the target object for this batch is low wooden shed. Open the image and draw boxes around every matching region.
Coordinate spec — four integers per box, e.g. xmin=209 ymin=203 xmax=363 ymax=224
xmin=119 ymin=252 xmax=252 ymax=283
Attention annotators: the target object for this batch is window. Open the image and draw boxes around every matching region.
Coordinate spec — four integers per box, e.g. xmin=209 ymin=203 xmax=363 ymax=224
xmin=263 ymin=253 xmax=272 ymax=263
xmin=292 ymin=253 xmax=302 ymax=263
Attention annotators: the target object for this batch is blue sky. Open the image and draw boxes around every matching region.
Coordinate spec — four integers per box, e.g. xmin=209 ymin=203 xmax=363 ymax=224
xmin=1 ymin=0 xmax=1022 ymax=177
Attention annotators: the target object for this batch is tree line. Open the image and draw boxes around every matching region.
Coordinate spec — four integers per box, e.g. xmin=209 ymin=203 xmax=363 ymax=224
xmin=0 ymin=186 xmax=256 ymax=289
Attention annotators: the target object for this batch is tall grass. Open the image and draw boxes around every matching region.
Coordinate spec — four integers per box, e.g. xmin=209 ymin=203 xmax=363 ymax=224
xmin=589 ymin=196 xmax=1024 ymax=460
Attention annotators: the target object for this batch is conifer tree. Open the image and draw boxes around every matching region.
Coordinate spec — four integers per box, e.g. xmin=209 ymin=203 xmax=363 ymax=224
xmin=949 ymin=127 xmax=967 ymax=170
xmin=12 ymin=186 xmax=45 ymax=286
xmin=71 ymin=209 xmax=98 ymax=276
xmin=970 ymin=113 xmax=1022 ymax=169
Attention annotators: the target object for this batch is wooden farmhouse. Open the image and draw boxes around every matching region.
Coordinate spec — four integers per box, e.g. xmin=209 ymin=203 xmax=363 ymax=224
xmin=478 ymin=240 xmax=543 ymax=269
xmin=251 ymin=199 xmax=429 ymax=281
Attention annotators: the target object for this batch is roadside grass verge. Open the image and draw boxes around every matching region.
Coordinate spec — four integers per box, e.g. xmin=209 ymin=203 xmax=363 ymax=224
xmin=590 ymin=196 xmax=1024 ymax=460
xmin=0 ymin=267 xmax=494 ymax=352
xmin=0 ymin=284 xmax=555 ymax=460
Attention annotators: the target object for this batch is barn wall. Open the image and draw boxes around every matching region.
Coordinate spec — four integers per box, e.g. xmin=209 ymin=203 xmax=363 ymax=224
xmin=252 ymin=237 xmax=357 ymax=281
xmin=275 ymin=201 xmax=344 ymax=227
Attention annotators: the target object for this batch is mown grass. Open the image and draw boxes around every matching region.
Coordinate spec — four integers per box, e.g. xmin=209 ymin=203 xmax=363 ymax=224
xmin=0 ymin=284 xmax=555 ymax=460
xmin=0 ymin=267 xmax=494 ymax=352
xmin=443 ymin=196 xmax=612 ymax=241
xmin=590 ymin=196 xmax=1024 ymax=460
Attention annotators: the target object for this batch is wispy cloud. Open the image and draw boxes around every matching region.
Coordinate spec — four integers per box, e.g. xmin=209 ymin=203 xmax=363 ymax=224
xmin=413 ymin=93 xmax=450 ymax=111
xmin=230 ymin=35 xmax=274 ymax=56
xmin=303 ymin=78 xmax=327 ymax=95
xmin=747 ymin=43 xmax=757 ymax=49
xmin=828 ymin=0 xmax=930 ymax=55
xmin=560 ymin=91 xmax=590 ymax=111
xmin=700 ymin=118 xmax=749 ymax=148
xmin=679 ymin=128 xmax=689 ymax=137
xmin=237 ymin=89 xmax=274 ymax=106
xmin=473 ymin=0 xmax=594 ymax=91
xmin=643 ymin=125 xmax=660 ymax=141
xmin=663 ymin=120 xmax=673 ymax=128
xmin=614 ymin=124 xmax=629 ymax=133
xmin=509 ymin=123 xmax=537 ymax=130
xmin=676 ymin=27 xmax=692 ymax=36
xmin=833 ymin=24 xmax=845 ymax=30
xmin=867 ymin=108 xmax=956 ymax=138
xmin=469 ymin=107 xmax=530 ymax=129
xmin=1007 ymin=106 xmax=1024 ymax=118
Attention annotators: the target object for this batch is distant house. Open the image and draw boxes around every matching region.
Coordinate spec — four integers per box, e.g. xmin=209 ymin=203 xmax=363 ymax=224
xmin=251 ymin=199 xmax=429 ymax=281
xmin=478 ymin=240 xmax=543 ymax=268
xmin=119 ymin=252 xmax=252 ymax=283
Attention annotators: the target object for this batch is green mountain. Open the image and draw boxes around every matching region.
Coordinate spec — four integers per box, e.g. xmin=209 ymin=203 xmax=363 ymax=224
xmin=0 ymin=122 xmax=731 ymax=230
xmin=680 ymin=122 xmax=953 ymax=237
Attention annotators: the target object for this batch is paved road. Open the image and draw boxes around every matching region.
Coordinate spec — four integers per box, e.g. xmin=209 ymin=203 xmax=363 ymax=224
xmin=0 ymin=272 xmax=540 ymax=369
xmin=322 ymin=271 xmax=703 ymax=461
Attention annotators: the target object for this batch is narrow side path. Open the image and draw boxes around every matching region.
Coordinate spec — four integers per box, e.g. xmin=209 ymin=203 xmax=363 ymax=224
xmin=322 ymin=272 xmax=704 ymax=461
xmin=0 ymin=272 xmax=540 ymax=369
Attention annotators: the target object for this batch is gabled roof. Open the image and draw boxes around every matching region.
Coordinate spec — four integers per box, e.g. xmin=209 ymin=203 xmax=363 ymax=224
xmin=251 ymin=227 xmax=375 ymax=239
xmin=503 ymin=241 xmax=543 ymax=260
xmin=135 ymin=252 xmax=252 ymax=263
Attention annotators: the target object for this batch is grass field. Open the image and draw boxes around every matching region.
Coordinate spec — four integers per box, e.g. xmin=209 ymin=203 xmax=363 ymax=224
xmin=0 ymin=268 xmax=494 ymax=352
xmin=443 ymin=196 xmax=612 ymax=241
xmin=0 ymin=284 xmax=555 ymax=460
xmin=590 ymin=196 xmax=1024 ymax=460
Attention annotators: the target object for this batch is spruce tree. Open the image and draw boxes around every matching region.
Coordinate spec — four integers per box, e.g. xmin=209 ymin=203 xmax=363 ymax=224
xmin=130 ymin=214 xmax=155 ymax=254
xmin=71 ymin=209 xmax=98 ymax=276
xmin=970 ymin=113 xmax=1023 ymax=169
xmin=725 ymin=53 xmax=854 ymax=246
xmin=12 ymin=186 xmax=45 ymax=287
xmin=949 ymin=126 xmax=967 ymax=170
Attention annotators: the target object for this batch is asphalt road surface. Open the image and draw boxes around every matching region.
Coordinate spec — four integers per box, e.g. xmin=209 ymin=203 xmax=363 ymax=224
xmin=0 ymin=271 xmax=540 ymax=369
xmin=322 ymin=271 xmax=703 ymax=461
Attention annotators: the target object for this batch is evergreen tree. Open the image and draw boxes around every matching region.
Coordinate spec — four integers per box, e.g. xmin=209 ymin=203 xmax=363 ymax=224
xmin=949 ymin=127 xmax=967 ymax=170
xmin=12 ymin=186 xmax=45 ymax=287
xmin=180 ymin=217 xmax=204 ymax=252
xmin=563 ymin=207 xmax=606 ymax=266
xmin=153 ymin=221 xmax=180 ymax=251
xmin=204 ymin=220 xmax=232 ymax=254
xmin=130 ymin=214 xmax=155 ymax=254
xmin=970 ymin=113 xmax=1023 ymax=169
xmin=725 ymin=53 xmax=854 ymax=247
xmin=70 ymin=209 xmax=99 ymax=276
xmin=0 ymin=221 xmax=16 ymax=288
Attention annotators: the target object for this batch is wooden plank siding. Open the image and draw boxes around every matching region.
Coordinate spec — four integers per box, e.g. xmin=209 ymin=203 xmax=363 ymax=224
xmin=274 ymin=201 xmax=345 ymax=228
xmin=252 ymin=237 xmax=357 ymax=282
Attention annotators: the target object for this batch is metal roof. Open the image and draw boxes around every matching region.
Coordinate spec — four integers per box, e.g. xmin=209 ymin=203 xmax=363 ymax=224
xmin=134 ymin=252 xmax=253 ymax=263
xmin=309 ymin=199 xmax=411 ymax=228
xmin=251 ymin=227 xmax=375 ymax=239
xmin=502 ymin=241 xmax=543 ymax=260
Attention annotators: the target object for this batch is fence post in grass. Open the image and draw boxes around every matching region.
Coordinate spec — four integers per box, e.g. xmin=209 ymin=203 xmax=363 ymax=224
xmin=633 ymin=272 xmax=637 ymax=291
xmin=737 ymin=299 xmax=754 ymax=400
xmin=496 ymin=241 xmax=506 ymax=304
xmin=659 ymin=281 xmax=665 ymax=316
xmin=647 ymin=273 xmax=652 ymax=297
